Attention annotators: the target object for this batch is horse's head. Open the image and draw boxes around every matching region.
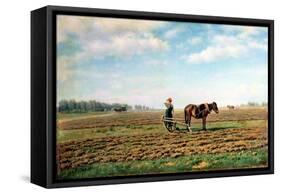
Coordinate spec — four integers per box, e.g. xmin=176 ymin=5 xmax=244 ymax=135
xmin=212 ymin=102 xmax=219 ymax=113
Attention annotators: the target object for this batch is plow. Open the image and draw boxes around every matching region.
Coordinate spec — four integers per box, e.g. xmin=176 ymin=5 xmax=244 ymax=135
xmin=161 ymin=115 xmax=191 ymax=133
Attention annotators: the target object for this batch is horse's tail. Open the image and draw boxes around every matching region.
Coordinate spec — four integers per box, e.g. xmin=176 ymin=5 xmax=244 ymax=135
xmin=184 ymin=104 xmax=193 ymax=123
xmin=184 ymin=109 xmax=187 ymax=124
xmin=184 ymin=106 xmax=188 ymax=124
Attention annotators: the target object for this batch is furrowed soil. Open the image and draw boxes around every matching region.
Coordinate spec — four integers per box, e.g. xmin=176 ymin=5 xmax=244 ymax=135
xmin=58 ymin=108 xmax=267 ymax=130
xmin=56 ymin=108 xmax=268 ymax=178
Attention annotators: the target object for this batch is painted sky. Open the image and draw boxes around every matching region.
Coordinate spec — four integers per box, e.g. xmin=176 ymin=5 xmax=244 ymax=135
xmin=57 ymin=15 xmax=268 ymax=108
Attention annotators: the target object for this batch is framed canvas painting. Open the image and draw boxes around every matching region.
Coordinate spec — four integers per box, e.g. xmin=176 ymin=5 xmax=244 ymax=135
xmin=31 ymin=5 xmax=274 ymax=188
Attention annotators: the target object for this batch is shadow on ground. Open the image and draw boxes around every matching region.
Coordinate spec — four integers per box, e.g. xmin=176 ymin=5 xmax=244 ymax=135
xmin=174 ymin=125 xmax=239 ymax=132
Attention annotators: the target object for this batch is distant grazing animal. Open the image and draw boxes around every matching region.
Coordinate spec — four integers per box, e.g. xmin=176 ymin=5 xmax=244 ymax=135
xmin=227 ymin=105 xmax=235 ymax=110
xmin=184 ymin=102 xmax=219 ymax=132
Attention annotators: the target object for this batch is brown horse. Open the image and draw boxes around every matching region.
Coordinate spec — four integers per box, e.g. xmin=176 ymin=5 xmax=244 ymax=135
xmin=184 ymin=102 xmax=219 ymax=132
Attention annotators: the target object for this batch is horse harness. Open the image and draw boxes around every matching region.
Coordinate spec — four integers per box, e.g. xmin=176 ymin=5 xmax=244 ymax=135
xmin=194 ymin=103 xmax=210 ymax=119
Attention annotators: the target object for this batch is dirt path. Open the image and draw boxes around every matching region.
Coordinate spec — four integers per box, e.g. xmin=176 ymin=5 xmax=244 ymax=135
xmin=57 ymin=127 xmax=268 ymax=171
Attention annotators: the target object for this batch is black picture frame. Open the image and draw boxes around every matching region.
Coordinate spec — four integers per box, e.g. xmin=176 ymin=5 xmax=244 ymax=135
xmin=31 ymin=5 xmax=274 ymax=188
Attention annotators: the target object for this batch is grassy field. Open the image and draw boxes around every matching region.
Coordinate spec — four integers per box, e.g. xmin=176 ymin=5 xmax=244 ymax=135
xmin=58 ymin=148 xmax=267 ymax=179
xmin=56 ymin=107 xmax=268 ymax=179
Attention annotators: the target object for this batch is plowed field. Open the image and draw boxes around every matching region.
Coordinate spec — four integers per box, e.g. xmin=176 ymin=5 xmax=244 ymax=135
xmin=56 ymin=108 xmax=268 ymax=179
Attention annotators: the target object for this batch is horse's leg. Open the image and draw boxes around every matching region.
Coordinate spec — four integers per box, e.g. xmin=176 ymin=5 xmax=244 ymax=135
xmin=184 ymin=107 xmax=193 ymax=132
xmin=186 ymin=113 xmax=192 ymax=132
xmin=202 ymin=116 xmax=207 ymax=131
xmin=185 ymin=112 xmax=192 ymax=132
xmin=188 ymin=116 xmax=192 ymax=132
xmin=184 ymin=109 xmax=189 ymax=129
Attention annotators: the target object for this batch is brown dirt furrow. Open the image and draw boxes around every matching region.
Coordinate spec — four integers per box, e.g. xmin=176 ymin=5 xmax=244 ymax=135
xmin=57 ymin=127 xmax=268 ymax=171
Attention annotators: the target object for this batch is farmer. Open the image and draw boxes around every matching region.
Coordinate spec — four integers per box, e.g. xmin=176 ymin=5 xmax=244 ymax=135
xmin=164 ymin=97 xmax=174 ymax=119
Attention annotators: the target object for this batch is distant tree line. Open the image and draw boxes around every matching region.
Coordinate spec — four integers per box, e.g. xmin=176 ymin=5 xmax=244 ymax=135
xmin=134 ymin=105 xmax=150 ymax=111
xmin=58 ymin=99 xmax=132 ymax=113
xmin=240 ymin=102 xmax=268 ymax=107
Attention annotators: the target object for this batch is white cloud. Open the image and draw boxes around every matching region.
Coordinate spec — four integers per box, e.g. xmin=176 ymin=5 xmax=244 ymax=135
xmin=248 ymin=41 xmax=267 ymax=50
xmin=186 ymin=36 xmax=248 ymax=64
xmin=163 ymin=27 xmax=183 ymax=39
xmin=93 ymin=18 xmax=165 ymax=33
xmin=143 ymin=59 xmax=169 ymax=67
xmin=57 ymin=15 xmax=168 ymax=60
xmin=57 ymin=15 xmax=169 ymax=88
xmin=190 ymin=37 xmax=202 ymax=45
xmin=57 ymin=15 xmax=94 ymax=43
xmin=222 ymin=25 xmax=264 ymax=38
xmin=186 ymin=46 xmax=240 ymax=64
xmin=207 ymin=82 xmax=267 ymax=107
xmin=88 ymin=33 xmax=168 ymax=58
xmin=183 ymin=26 xmax=267 ymax=64
xmin=57 ymin=56 xmax=75 ymax=82
xmin=57 ymin=19 xmax=268 ymax=106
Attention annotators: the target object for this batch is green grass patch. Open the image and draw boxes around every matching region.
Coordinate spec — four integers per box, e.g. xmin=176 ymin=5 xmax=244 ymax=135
xmin=57 ymin=147 xmax=268 ymax=180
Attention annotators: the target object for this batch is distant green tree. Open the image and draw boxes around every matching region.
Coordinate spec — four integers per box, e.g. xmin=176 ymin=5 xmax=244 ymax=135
xmin=59 ymin=100 xmax=69 ymax=112
xmin=68 ymin=99 xmax=76 ymax=111
xmin=58 ymin=99 xmax=135 ymax=113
